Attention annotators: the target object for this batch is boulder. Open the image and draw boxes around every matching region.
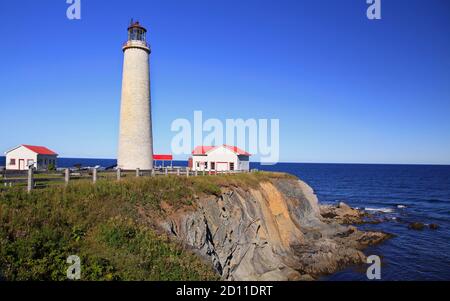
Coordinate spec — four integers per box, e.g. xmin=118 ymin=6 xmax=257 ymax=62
xmin=320 ymin=202 xmax=365 ymax=224
xmin=408 ymin=222 xmax=425 ymax=230
xmin=429 ymin=224 xmax=439 ymax=230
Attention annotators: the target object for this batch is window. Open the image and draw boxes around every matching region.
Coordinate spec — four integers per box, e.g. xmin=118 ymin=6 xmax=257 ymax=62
xmin=230 ymin=163 xmax=234 ymax=171
xmin=197 ymin=162 xmax=200 ymax=168
xmin=210 ymin=162 xmax=215 ymax=170
xmin=9 ymin=158 xmax=16 ymax=165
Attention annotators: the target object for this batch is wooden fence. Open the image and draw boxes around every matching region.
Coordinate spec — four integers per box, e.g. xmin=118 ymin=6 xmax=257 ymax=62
xmin=0 ymin=167 xmax=251 ymax=193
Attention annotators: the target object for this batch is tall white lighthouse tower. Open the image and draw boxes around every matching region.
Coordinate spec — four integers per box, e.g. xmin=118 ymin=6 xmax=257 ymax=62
xmin=118 ymin=21 xmax=153 ymax=170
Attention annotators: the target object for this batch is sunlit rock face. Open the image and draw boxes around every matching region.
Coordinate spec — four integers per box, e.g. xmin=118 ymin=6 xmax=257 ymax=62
xmin=158 ymin=178 xmax=391 ymax=281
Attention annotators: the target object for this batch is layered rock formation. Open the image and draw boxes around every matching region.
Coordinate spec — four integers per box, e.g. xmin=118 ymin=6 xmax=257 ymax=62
xmin=157 ymin=177 xmax=390 ymax=280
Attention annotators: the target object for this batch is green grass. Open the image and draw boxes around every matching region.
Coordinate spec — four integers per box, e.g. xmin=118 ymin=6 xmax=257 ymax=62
xmin=0 ymin=172 xmax=295 ymax=281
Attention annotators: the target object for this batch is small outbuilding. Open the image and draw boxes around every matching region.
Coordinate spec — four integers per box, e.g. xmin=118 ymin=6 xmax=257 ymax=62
xmin=189 ymin=145 xmax=250 ymax=172
xmin=4 ymin=144 xmax=58 ymax=171
xmin=153 ymin=154 xmax=173 ymax=168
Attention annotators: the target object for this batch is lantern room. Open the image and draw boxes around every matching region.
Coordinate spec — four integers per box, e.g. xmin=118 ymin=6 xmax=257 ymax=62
xmin=123 ymin=20 xmax=150 ymax=53
xmin=128 ymin=21 xmax=147 ymax=42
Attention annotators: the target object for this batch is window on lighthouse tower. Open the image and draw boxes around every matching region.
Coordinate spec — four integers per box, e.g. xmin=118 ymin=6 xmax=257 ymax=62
xmin=128 ymin=25 xmax=146 ymax=42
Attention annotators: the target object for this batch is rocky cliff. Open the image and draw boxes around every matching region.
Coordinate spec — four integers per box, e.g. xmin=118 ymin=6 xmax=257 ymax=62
xmin=156 ymin=176 xmax=390 ymax=281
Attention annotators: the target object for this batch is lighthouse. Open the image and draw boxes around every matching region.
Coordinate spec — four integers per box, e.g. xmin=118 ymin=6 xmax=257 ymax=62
xmin=118 ymin=21 xmax=153 ymax=170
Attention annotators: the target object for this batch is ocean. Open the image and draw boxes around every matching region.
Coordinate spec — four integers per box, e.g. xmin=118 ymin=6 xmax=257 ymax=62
xmin=1 ymin=156 xmax=449 ymax=280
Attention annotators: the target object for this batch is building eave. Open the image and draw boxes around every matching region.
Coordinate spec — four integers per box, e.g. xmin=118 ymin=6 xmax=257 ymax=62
xmin=4 ymin=145 xmax=23 ymax=155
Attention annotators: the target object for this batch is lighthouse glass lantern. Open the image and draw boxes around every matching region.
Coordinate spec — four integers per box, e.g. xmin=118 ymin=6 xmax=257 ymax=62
xmin=128 ymin=21 xmax=147 ymax=43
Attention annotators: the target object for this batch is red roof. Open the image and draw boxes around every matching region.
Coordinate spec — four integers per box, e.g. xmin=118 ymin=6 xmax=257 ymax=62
xmin=192 ymin=146 xmax=216 ymax=155
xmin=22 ymin=145 xmax=58 ymax=155
xmin=153 ymin=154 xmax=173 ymax=161
xmin=224 ymin=145 xmax=251 ymax=156
xmin=192 ymin=145 xmax=250 ymax=156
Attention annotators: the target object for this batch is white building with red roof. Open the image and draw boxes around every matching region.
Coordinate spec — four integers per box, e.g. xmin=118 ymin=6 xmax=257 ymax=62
xmin=4 ymin=144 xmax=58 ymax=170
xmin=189 ymin=145 xmax=250 ymax=172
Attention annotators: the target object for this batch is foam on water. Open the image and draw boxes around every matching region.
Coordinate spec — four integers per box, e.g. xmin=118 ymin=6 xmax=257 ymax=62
xmin=364 ymin=207 xmax=395 ymax=213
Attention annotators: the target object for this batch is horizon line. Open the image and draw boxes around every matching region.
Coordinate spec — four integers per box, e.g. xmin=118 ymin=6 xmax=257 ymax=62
xmin=1 ymin=155 xmax=448 ymax=167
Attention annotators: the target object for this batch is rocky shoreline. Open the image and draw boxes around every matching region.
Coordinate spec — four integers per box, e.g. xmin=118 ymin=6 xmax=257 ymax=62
xmin=153 ymin=176 xmax=393 ymax=281
xmin=292 ymin=201 xmax=393 ymax=280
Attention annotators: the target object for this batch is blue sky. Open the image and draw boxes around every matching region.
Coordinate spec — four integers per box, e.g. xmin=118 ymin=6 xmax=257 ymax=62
xmin=0 ymin=0 xmax=449 ymax=164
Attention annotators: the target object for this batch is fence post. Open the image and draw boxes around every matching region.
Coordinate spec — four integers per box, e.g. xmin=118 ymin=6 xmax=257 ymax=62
xmin=27 ymin=168 xmax=34 ymax=193
xmin=92 ymin=168 xmax=97 ymax=184
xmin=165 ymin=167 xmax=168 ymax=176
xmin=177 ymin=168 xmax=180 ymax=176
xmin=116 ymin=168 xmax=121 ymax=181
xmin=136 ymin=168 xmax=140 ymax=177
xmin=65 ymin=168 xmax=70 ymax=186
xmin=151 ymin=168 xmax=155 ymax=177
xmin=194 ymin=170 xmax=198 ymax=177
xmin=186 ymin=167 xmax=190 ymax=177
xmin=203 ymin=170 xmax=205 ymax=176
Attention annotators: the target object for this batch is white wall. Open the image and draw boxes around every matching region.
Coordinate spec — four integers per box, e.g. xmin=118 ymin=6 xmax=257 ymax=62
xmin=117 ymin=42 xmax=154 ymax=170
xmin=5 ymin=146 xmax=37 ymax=170
xmin=191 ymin=146 xmax=250 ymax=171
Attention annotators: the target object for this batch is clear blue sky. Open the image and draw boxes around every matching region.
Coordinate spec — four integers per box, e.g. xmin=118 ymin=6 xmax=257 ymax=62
xmin=0 ymin=0 xmax=449 ymax=164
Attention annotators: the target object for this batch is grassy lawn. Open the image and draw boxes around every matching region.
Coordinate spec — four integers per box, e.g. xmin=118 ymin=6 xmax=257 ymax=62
xmin=0 ymin=172 xmax=294 ymax=280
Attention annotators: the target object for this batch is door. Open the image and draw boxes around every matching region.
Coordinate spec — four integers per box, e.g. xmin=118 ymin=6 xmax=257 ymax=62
xmin=18 ymin=159 xmax=25 ymax=170
xmin=216 ymin=162 xmax=228 ymax=171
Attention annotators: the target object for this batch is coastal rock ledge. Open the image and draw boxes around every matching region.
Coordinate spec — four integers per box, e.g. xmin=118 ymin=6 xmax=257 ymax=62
xmin=158 ymin=176 xmax=391 ymax=281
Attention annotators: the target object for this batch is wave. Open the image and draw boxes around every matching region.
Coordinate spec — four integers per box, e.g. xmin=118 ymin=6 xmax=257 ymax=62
xmin=364 ymin=207 xmax=394 ymax=213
